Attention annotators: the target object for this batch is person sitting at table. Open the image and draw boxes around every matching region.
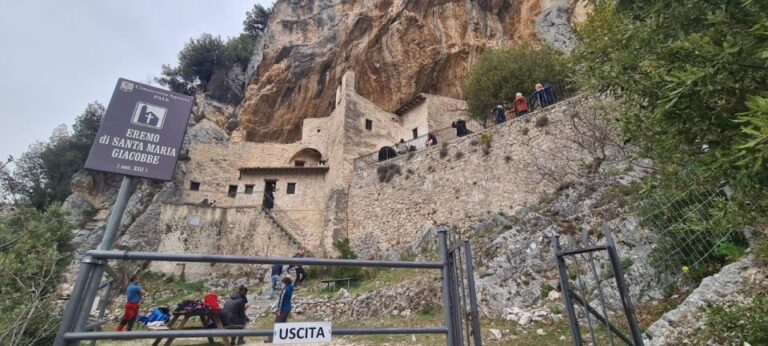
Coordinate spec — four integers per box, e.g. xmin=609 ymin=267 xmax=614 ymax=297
xmin=222 ymin=285 xmax=250 ymax=345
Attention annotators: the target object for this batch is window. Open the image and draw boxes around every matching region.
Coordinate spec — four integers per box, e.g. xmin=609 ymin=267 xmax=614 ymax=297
xmin=190 ymin=181 xmax=200 ymax=191
xmin=286 ymin=183 xmax=296 ymax=195
xmin=294 ymin=160 xmax=305 ymax=167
xmin=365 ymin=119 xmax=373 ymax=131
xmin=412 ymin=128 xmax=418 ymax=139
xmin=187 ymin=215 xmax=200 ymax=226
xmin=244 ymin=185 xmax=254 ymax=194
xmin=227 ymin=185 xmax=237 ymax=198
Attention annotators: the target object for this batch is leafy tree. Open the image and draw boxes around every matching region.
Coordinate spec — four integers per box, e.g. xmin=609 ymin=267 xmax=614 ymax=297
xmin=0 ymin=205 xmax=73 ymax=345
xmin=176 ymin=33 xmax=229 ymax=90
xmin=226 ymin=33 xmax=257 ymax=67
xmin=243 ymin=4 xmax=271 ymax=38
xmin=40 ymin=103 xmax=104 ymax=205
xmin=12 ymin=103 xmax=104 ymax=209
xmin=155 ymin=64 xmax=196 ymax=95
xmin=464 ymin=46 xmax=569 ymax=123
xmin=13 ymin=143 xmax=48 ymax=210
xmin=571 ymin=0 xmax=768 ymax=187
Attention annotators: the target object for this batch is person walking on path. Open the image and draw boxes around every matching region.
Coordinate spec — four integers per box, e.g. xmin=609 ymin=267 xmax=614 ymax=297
xmin=222 ymin=285 xmax=250 ymax=345
xmin=266 ymin=277 xmax=294 ymax=343
xmin=292 ymin=251 xmax=307 ymax=287
xmin=269 ymin=263 xmax=283 ymax=299
xmin=117 ymin=275 xmax=145 ymax=331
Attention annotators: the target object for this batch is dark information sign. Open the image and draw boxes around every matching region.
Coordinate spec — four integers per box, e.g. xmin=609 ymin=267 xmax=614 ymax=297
xmin=84 ymin=78 xmax=194 ymax=181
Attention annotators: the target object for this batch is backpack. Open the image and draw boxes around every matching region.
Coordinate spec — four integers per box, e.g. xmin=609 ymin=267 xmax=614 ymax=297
xmin=204 ymin=293 xmax=221 ymax=310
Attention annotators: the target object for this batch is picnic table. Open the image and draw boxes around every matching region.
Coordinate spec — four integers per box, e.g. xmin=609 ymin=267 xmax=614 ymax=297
xmin=152 ymin=310 xmax=229 ymax=346
xmin=320 ymin=277 xmax=351 ymax=291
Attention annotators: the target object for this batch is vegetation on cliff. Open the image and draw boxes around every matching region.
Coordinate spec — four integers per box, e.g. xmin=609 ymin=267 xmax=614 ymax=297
xmin=570 ymin=0 xmax=768 ymax=287
xmin=0 ymin=205 xmax=73 ymax=345
xmin=464 ymin=46 xmax=569 ymax=122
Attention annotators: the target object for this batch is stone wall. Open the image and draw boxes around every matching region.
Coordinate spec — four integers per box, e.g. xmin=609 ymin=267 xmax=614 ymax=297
xmin=347 ymin=96 xmax=604 ymax=256
xmin=151 ymin=204 xmax=302 ymax=280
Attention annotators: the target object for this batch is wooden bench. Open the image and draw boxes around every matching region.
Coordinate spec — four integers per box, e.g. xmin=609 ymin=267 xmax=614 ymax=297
xmin=320 ymin=277 xmax=351 ymax=291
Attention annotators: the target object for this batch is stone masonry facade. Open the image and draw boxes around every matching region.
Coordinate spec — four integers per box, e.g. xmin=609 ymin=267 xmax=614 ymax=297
xmin=346 ymin=96 xmax=602 ymax=258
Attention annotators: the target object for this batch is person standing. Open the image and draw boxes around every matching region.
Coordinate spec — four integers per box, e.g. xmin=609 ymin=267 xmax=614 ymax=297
xmin=514 ymin=92 xmax=529 ymax=116
xmin=269 ymin=263 xmax=283 ymax=299
xmin=117 ymin=275 xmax=145 ymax=331
xmin=222 ymin=285 xmax=250 ymax=345
xmin=292 ymin=251 xmax=307 ymax=287
xmin=493 ymin=105 xmax=506 ymax=124
xmin=266 ymin=277 xmax=294 ymax=343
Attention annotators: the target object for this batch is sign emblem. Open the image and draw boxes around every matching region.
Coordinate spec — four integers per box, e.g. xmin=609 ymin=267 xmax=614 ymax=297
xmin=131 ymin=102 xmax=167 ymax=129
xmin=120 ymin=81 xmax=134 ymax=92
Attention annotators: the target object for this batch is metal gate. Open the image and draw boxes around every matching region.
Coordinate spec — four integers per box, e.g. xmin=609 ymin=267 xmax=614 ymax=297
xmin=54 ymin=227 xmax=482 ymax=345
xmin=552 ymin=223 xmax=644 ymax=346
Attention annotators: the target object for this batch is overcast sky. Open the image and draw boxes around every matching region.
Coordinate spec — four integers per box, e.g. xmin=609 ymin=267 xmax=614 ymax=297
xmin=0 ymin=0 xmax=273 ymax=161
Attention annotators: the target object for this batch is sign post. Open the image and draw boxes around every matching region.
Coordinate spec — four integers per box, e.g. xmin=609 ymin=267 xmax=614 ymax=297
xmin=273 ymin=322 xmax=333 ymax=344
xmin=54 ymin=79 xmax=193 ymax=346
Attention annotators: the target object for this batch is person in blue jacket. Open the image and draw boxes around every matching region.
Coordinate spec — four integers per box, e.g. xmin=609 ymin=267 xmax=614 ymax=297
xmin=266 ymin=277 xmax=294 ymax=343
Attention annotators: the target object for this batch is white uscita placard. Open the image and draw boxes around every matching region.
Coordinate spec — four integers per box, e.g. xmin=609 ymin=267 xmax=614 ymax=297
xmin=273 ymin=322 xmax=332 ymax=344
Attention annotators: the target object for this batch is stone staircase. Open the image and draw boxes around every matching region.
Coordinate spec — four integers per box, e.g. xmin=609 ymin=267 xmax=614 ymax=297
xmin=262 ymin=209 xmax=313 ymax=257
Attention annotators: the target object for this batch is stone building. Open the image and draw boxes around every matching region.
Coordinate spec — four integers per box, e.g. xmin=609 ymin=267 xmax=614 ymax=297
xmin=154 ymin=71 xmax=476 ymax=277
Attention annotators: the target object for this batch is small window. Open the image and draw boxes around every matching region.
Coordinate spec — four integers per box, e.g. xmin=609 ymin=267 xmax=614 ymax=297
xmin=365 ymin=119 xmax=373 ymax=131
xmin=294 ymin=160 xmax=305 ymax=167
xmin=190 ymin=181 xmax=200 ymax=191
xmin=286 ymin=183 xmax=296 ymax=195
xmin=412 ymin=128 xmax=418 ymax=139
xmin=227 ymin=185 xmax=237 ymax=198
xmin=244 ymin=185 xmax=254 ymax=194
xmin=187 ymin=215 xmax=200 ymax=226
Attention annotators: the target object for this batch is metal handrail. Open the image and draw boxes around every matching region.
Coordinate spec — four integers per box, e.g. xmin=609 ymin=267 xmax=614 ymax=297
xmin=353 ymin=82 xmax=576 ymax=169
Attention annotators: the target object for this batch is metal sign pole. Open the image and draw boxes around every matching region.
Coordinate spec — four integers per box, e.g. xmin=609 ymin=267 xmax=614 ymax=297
xmin=74 ymin=176 xmax=135 ymax=332
xmin=54 ymin=176 xmax=134 ymax=346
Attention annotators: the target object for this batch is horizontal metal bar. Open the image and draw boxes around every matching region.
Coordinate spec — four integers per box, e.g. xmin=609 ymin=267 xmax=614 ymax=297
xmin=84 ymin=320 xmax=108 ymax=331
xmin=557 ymin=245 xmax=608 ymax=257
xmin=64 ymin=327 xmax=448 ymax=340
xmin=86 ymin=250 xmax=444 ymax=269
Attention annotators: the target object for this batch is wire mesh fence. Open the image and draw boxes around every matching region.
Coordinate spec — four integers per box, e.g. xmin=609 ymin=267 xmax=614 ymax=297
xmin=352 ymin=82 xmax=578 ymax=169
xmin=632 ymin=171 xmax=744 ymax=287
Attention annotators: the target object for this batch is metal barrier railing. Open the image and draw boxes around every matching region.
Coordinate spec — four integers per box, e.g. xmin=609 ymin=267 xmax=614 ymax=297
xmin=353 ymin=83 xmax=577 ymax=169
xmin=55 ymin=230 xmax=482 ymax=346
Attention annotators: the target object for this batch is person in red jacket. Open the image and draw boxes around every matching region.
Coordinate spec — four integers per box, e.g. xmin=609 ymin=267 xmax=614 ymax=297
xmin=514 ymin=92 xmax=529 ymax=116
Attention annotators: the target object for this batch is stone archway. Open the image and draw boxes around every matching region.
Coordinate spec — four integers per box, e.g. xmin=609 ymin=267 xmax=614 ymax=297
xmin=288 ymin=148 xmax=323 ymax=166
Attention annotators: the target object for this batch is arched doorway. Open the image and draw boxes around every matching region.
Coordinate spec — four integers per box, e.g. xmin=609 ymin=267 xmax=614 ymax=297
xmin=377 ymin=146 xmax=397 ymax=162
xmin=288 ymin=148 xmax=323 ymax=166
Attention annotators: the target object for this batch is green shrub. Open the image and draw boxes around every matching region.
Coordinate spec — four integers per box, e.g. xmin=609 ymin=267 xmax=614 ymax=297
xmin=703 ymin=290 xmax=768 ymax=345
xmin=439 ymin=142 xmax=449 ymax=159
xmin=534 ymin=115 xmax=549 ymax=128
xmin=307 ymin=238 xmax=376 ymax=285
xmin=521 ymin=127 xmax=529 ymax=136
xmin=0 ymin=205 xmax=73 ymax=345
xmin=464 ymin=46 xmax=569 ymax=124
xmin=376 ymin=163 xmax=401 ymax=183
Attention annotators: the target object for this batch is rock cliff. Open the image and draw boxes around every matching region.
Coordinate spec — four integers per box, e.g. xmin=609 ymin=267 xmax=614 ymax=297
xmin=239 ymin=0 xmax=583 ymax=142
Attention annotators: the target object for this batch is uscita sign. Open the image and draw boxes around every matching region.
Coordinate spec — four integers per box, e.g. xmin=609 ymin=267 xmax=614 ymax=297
xmin=273 ymin=322 xmax=332 ymax=344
